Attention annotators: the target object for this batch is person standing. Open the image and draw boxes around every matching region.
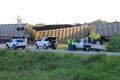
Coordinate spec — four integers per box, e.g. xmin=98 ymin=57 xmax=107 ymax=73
xmin=71 ymin=40 xmax=76 ymax=51
xmin=67 ymin=39 xmax=71 ymax=50
xmin=85 ymin=36 xmax=88 ymax=44
xmin=51 ymin=39 xmax=55 ymax=49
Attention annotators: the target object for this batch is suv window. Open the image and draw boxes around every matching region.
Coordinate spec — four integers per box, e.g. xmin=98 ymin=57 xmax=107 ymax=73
xmin=17 ymin=40 xmax=25 ymax=42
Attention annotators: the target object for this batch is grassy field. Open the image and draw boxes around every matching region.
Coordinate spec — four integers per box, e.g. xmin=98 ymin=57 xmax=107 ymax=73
xmin=0 ymin=49 xmax=120 ymax=80
xmin=57 ymin=44 xmax=68 ymax=50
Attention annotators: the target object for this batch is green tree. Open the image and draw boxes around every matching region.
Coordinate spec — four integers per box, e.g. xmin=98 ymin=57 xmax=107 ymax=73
xmin=84 ymin=19 xmax=108 ymax=25
xmin=89 ymin=31 xmax=100 ymax=39
xmin=106 ymin=32 xmax=120 ymax=52
xmin=90 ymin=19 xmax=107 ymax=24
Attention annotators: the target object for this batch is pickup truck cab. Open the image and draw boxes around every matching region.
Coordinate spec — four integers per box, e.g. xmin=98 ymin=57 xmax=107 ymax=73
xmin=36 ymin=36 xmax=58 ymax=49
xmin=75 ymin=38 xmax=104 ymax=51
xmin=6 ymin=38 xmax=27 ymax=49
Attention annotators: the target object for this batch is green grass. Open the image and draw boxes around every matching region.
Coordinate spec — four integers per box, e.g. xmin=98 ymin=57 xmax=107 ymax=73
xmin=57 ymin=44 xmax=68 ymax=50
xmin=0 ymin=49 xmax=120 ymax=80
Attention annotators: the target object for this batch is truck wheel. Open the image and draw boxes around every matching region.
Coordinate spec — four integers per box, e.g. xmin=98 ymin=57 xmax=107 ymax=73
xmin=22 ymin=46 xmax=26 ymax=49
xmin=84 ymin=48 xmax=86 ymax=51
xmin=85 ymin=46 xmax=90 ymax=51
xmin=6 ymin=44 xmax=9 ymax=49
xmin=96 ymin=49 xmax=100 ymax=51
xmin=52 ymin=47 xmax=56 ymax=50
xmin=44 ymin=45 xmax=48 ymax=49
xmin=13 ymin=45 xmax=16 ymax=50
xmin=36 ymin=44 xmax=39 ymax=49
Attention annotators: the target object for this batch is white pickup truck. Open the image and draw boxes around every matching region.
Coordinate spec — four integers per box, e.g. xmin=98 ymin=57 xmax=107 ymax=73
xmin=36 ymin=36 xmax=58 ymax=49
xmin=75 ymin=39 xmax=104 ymax=51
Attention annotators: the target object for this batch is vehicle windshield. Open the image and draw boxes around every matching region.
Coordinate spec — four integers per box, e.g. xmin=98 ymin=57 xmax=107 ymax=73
xmin=80 ymin=39 xmax=85 ymax=43
xmin=45 ymin=37 xmax=56 ymax=41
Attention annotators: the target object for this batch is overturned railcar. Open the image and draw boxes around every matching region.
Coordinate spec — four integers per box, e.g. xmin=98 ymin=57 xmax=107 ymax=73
xmin=26 ymin=24 xmax=89 ymax=43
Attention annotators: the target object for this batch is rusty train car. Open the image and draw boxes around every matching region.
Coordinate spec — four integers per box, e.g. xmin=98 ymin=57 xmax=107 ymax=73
xmin=26 ymin=24 xmax=89 ymax=43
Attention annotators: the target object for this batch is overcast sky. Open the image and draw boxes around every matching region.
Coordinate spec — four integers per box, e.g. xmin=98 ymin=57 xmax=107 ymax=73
xmin=0 ymin=0 xmax=120 ymax=24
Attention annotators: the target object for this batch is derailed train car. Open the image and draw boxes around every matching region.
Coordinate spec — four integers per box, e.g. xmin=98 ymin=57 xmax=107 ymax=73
xmin=26 ymin=24 xmax=89 ymax=43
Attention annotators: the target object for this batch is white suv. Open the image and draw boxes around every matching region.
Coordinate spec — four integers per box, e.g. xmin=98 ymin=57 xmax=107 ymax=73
xmin=36 ymin=36 xmax=58 ymax=49
xmin=6 ymin=38 xmax=27 ymax=49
